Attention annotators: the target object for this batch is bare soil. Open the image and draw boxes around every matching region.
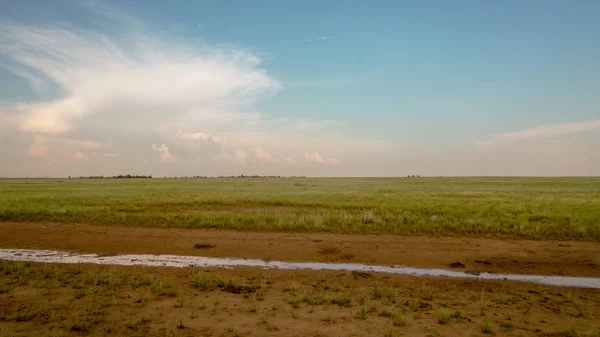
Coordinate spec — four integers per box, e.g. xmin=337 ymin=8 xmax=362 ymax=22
xmin=0 ymin=222 xmax=599 ymax=277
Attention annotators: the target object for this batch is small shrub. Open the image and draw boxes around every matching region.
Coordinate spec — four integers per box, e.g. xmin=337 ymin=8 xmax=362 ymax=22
xmin=481 ymin=318 xmax=494 ymax=334
xmin=332 ymin=292 xmax=352 ymax=307
xmin=392 ymin=311 xmax=408 ymax=327
xmin=191 ymin=271 xmax=221 ymax=291
xmin=436 ymin=309 xmax=451 ymax=324
xmin=152 ymin=278 xmax=177 ymax=297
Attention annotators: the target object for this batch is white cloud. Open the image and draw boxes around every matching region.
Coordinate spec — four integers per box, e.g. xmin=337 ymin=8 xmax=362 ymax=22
xmin=249 ymin=147 xmax=277 ymax=163
xmin=72 ymin=152 xmax=88 ymax=161
xmin=304 ymin=152 xmax=339 ymax=164
xmin=26 ymin=136 xmax=104 ymax=161
xmin=152 ymin=144 xmax=176 ymax=163
xmin=284 ymin=156 xmax=298 ymax=164
xmin=477 ymin=120 xmax=600 ymax=149
xmin=0 ymin=4 xmax=395 ymax=176
xmin=0 ymin=19 xmax=280 ymax=139
xmin=177 ymin=131 xmax=222 ymax=144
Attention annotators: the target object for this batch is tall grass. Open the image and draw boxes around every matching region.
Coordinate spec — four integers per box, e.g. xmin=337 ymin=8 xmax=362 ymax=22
xmin=0 ymin=177 xmax=599 ymax=240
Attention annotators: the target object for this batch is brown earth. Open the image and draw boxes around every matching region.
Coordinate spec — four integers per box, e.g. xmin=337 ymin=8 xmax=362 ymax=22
xmin=1 ymin=222 xmax=599 ymax=277
xmin=1 ymin=261 xmax=600 ymax=337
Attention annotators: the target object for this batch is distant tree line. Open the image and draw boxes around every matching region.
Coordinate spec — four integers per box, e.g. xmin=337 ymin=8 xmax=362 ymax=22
xmin=72 ymin=175 xmax=152 ymax=179
xmin=187 ymin=175 xmax=307 ymax=179
xmin=68 ymin=175 xmax=306 ymax=179
xmin=406 ymin=175 xmax=421 ymax=178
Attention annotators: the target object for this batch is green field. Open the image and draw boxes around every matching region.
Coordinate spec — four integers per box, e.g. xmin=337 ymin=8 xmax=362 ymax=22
xmin=0 ymin=178 xmax=599 ymax=240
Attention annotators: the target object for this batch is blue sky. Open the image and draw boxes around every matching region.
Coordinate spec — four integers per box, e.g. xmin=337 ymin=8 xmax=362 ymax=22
xmin=0 ymin=0 xmax=599 ymax=176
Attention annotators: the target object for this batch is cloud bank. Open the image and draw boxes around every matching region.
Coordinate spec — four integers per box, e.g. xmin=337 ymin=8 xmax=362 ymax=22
xmin=0 ymin=5 xmax=357 ymax=176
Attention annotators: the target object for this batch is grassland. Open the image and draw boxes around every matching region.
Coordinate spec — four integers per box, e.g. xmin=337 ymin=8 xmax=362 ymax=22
xmin=1 ymin=177 xmax=599 ymax=240
xmin=1 ymin=260 xmax=599 ymax=337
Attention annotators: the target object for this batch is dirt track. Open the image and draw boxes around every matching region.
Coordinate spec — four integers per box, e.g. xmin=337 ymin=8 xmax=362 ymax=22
xmin=1 ymin=222 xmax=598 ymax=277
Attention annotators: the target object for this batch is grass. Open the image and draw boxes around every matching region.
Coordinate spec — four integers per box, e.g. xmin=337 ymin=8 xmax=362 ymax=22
xmin=0 ymin=177 xmax=599 ymax=239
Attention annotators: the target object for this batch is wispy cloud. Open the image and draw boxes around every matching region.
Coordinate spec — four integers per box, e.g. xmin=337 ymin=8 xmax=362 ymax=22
xmin=477 ymin=120 xmax=600 ymax=150
xmin=308 ymin=36 xmax=333 ymax=42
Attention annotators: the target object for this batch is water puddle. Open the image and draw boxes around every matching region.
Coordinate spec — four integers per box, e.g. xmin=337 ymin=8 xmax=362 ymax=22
xmin=1 ymin=248 xmax=599 ymax=289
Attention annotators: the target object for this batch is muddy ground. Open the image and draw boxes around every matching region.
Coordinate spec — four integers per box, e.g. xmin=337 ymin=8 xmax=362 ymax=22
xmin=1 ymin=261 xmax=600 ymax=337
xmin=0 ymin=222 xmax=599 ymax=277
xmin=1 ymin=222 xmax=600 ymax=336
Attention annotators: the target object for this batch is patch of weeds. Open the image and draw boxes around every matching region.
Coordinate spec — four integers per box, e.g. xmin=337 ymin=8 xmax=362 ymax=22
xmin=318 ymin=246 xmax=340 ymax=255
xmin=436 ymin=309 xmax=451 ymax=324
xmin=174 ymin=297 xmax=184 ymax=308
xmin=74 ymin=289 xmax=86 ymax=299
xmin=284 ymin=281 xmax=300 ymax=294
xmin=152 ymin=278 xmax=178 ymax=297
xmin=86 ymin=273 xmax=107 ymax=286
xmin=302 ymin=293 xmax=327 ymax=306
xmin=9 ymin=303 xmax=34 ymax=322
xmin=262 ymin=256 xmax=272 ymax=263
xmin=219 ymin=280 xmax=259 ymax=294
xmin=373 ymin=285 xmax=398 ymax=304
xmin=106 ymin=268 xmax=123 ymax=291
xmin=211 ymin=298 xmax=220 ymax=315
xmin=408 ymin=300 xmax=431 ymax=312
xmin=248 ymin=303 xmax=258 ymax=313
xmin=176 ymin=319 xmax=185 ymax=329
xmin=421 ymin=282 xmax=434 ymax=301
xmin=379 ymin=309 xmax=394 ymax=318
xmin=500 ymin=322 xmax=515 ymax=332
xmin=426 ymin=326 xmax=439 ymax=336
xmin=37 ymin=279 xmax=60 ymax=289
xmin=131 ymin=275 xmax=153 ymax=288
xmin=481 ymin=318 xmax=494 ymax=334
xmin=383 ymin=329 xmax=404 ymax=337
xmin=332 ymin=292 xmax=352 ymax=307
xmin=356 ymin=306 xmax=369 ymax=320
xmin=191 ymin=271 xmax=222 ymax=291
xmin=392 ymin=311 xmax=408 ymax=327
xmin=38 ymin=308 xmax=58 ymax=325
xmin=134 ymin=291 xmax=150 ymax=305
xmin=0 ymin=325 xmax=16 ymax=337
xmin=255 ymin=287 xmax=266 ymax=301
xmin=41 ymin=266 xmax=58 ymax=280
xmin=0 ymin=284 xmax=11 ymax=294
xmin=286 ymin=296 xmax=303 ymax=308
xmin=126 ymin=316 xmax=150 ymax=330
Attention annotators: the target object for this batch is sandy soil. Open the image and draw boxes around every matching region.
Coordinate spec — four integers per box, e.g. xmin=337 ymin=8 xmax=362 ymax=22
xmin=1 ymin=261 xmax=600 ymax=337
xmin=0 ymin=222 xmax=599 ymax=277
